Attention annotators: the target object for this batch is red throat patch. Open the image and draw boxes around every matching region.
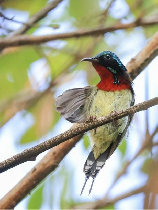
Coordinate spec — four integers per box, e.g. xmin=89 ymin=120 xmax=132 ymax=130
xmin=92 ymin=63 xmax=131 ymax=91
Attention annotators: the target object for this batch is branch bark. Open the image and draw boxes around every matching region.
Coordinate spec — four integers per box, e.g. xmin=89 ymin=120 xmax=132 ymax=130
xmin=74 ymin=185 xmax=147 ymax=209
xmin=0 ymin=17 xmax=158 ymax=47
xmin=0 ymin=97 xmax=157 ymax=174
xmin=127 ymin=31 xmax=158 ymax=80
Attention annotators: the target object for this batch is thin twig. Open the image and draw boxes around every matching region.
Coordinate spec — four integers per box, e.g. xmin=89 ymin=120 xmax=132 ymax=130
xmin=0 ymin=97 xmax=157 ymax=174
xmin=0 ymin=12 xmax=59 ymax=29
xmin=8 ymin=0 xmax=63 ymax=36
xmin=74 ymin=185 xmax=147 ymax=209
xmin=1 ymin=17 xmax=158 ymax=47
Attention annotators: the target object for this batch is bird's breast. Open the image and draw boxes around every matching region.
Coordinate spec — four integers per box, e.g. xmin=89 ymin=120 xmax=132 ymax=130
xmin=88 ymin=87 xmax=132 ymax=116
xmin=86 ymin=87 xmax=133 ymax=158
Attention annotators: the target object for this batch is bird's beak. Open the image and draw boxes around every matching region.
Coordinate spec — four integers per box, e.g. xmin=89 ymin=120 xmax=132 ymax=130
xmin=80 ymin=57 xmax=99 ymax=63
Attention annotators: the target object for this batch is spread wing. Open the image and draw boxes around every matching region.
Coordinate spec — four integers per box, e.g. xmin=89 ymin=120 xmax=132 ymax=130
xmin=55 ymin=86 xmax=93 ymax=123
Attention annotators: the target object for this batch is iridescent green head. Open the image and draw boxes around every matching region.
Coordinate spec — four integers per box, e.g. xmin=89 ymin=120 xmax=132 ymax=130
xmin=81 ymin=51 xmax=127 ymax=74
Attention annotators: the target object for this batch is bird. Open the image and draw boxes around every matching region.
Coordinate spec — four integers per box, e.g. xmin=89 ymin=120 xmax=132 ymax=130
xmin=55 ymin=51 xmax=135 ymax=194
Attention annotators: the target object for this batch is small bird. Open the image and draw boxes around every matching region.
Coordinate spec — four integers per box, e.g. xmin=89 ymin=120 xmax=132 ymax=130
xmin=55 ymin=51 xmax=135 ymax=194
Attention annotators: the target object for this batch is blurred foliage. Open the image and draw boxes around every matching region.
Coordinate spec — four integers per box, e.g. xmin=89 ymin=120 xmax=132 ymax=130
xmin=1 ymin=0 xmax=48 ymax=15
xmin=27 ymin=183 xmax=44 ymax=209
xmin=118 ymin=139 xmax=127 ymax=157
xmin=0 ymin=0 xmax=158 ymax=209
xmin=83 ymin=134 xmax=90 ymax=149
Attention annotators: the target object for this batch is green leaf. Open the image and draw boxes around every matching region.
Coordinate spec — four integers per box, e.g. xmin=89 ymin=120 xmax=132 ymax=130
xmin=27 ymin=184 xmax=44 ymax=209
xmin=141 ymin=158 xmax=155 ymax=176
xmin=69 ymin=0 xmax=101 ymax=27
xmin=0 ymin=47 xmax=40 ymax=100
xmin=58 ymin=163 xmax=75 ymax=209
xmin=83 ymin=134 xmax=90 ymax=149
xmin=118 ymin=139 xmax=126 ymax=157
xmin=104 ymin=204 xmax=115 ymax=209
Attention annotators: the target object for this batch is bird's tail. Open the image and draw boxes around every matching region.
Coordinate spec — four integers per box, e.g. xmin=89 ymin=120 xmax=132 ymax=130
xmin=81 ymin=143 xmax=113 ymax=195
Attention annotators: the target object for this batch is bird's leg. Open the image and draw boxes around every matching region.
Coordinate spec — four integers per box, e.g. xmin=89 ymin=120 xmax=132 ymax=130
xmin=110 ymin=110 xmax=118 ymax=116
xmin=110 ymin=110 xmax=119 ymax=126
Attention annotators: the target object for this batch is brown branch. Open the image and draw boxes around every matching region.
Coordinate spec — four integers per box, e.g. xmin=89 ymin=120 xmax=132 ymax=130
xmin=8 ymin=0 xmax=63 ymax=36
xmin=127 ymin=31 xmax=158 ymax=80
xmin=0 ymin=97 xmax=157 ymax=174
xmin=74 ymin=185 xmax=147 ymax=209
xmin=0 ymin=12 xmax=59 ymax=29
xmin=1 ymin=17 xmax=158 ymax=47
xmin=0 ymin=133 xmax=82 ymax=209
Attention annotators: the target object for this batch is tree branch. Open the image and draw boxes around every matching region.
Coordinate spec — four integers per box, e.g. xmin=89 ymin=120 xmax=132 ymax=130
xmin=1 ymin=17 xmax=158 ymax=47
xmin=74 ymin=185 xmax=147 ymax=209
xmin=0 ymin=133 xmax=82 ymax=209
xmin=0 ymin=97 xmax=157 ymax=174
xmin=127 ymin=31 xmax=158 ymax=80
xmin=8 ymin=0 xmax=63 ymax=36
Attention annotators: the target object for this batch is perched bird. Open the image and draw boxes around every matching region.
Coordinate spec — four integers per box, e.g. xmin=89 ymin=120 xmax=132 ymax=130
xmin=55 ymin=51 xmax=135 ymax=194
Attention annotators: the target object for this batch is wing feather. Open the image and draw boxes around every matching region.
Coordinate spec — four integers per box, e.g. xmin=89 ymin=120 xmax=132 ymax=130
xmin=55 ymin=86 xmax=92 ymax=123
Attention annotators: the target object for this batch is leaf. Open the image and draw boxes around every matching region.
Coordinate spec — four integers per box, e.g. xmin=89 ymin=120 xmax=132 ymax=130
xmin=104 ymin=204 xmax=115 ymax=209
xmin=60 ymin=172 xmax=69 ymax=209
xmin=83 ymin=134 xmax=90 ymax=149
xmin=118 ymin=139 xmax=127 ymax=157
xmin=141 ymin=158 xmax=155 ymax=176
xmin=27 ymin=184 xmax=44 ymax=209
xmin=58 ymin=163 xmax=74 ymax=209
xmin=69 ymin=0 xmax=101 ymax=27
xmin=0 ymin=47 xmax=40 ymax=100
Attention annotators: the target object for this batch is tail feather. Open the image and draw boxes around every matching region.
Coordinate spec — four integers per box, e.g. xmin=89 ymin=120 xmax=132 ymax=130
xmin=81 ymin=143 xmax=113 ymax=195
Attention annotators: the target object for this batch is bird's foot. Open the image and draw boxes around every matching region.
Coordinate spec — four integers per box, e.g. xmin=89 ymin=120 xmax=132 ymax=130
xmin=85 ymin=116 xmax=97 ymax=123
xmin=110 ymin=110 xmax=118 ymax=116
xmin=85 ymin=116 xmax=97 ymax=134
xmin=110 ymin=110 xmax=118 ymax=126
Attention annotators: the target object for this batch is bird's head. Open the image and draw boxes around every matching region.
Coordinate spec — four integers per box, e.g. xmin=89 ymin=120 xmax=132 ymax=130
xmin=81 ymin=51 xmax=131 ymax=91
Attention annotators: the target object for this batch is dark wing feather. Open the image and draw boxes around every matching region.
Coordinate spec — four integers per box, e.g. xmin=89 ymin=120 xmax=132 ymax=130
xmin=55 ymin=86 xmax=92 ymax=123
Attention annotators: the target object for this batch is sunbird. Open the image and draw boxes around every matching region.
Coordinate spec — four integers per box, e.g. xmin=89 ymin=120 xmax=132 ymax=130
xmin=55 ymin=51 xmax=135 ymax=194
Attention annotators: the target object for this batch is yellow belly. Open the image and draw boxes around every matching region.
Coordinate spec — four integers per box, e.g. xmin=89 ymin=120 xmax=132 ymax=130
xmin=87 ymin=87 xmax=132 ymax=159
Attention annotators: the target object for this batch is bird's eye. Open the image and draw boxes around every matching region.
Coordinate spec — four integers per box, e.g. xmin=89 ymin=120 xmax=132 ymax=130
xmin=105 ymin=54 xmax=111 ymax=59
